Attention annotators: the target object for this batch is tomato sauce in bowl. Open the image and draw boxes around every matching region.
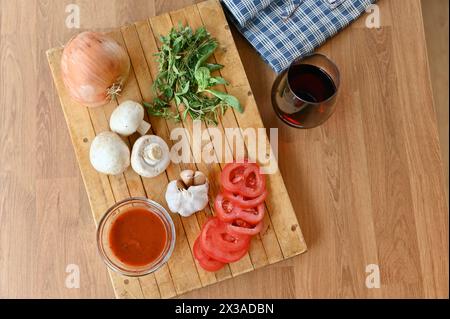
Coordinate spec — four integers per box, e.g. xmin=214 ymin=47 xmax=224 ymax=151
xmin=97 ymin=198 xmax=175 ymax=277
xmin=109 ymin=208 xmax=167 ymax=267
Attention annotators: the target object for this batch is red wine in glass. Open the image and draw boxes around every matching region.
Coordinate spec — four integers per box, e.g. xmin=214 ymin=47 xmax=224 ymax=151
xmin=272 ymin=54 xmax=340 ymax=129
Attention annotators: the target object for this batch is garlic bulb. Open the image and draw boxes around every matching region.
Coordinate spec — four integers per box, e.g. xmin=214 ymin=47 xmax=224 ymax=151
xmin=165 ymin=181 xmax=209 ymax=217
xmin=180 ymin=170 xmax=194 ymax=187
xmin=180 ymin=170 xmax=207 ymax=187
xmin=165 ymin=179 xmax=209 ymax=218
xmin=61 ymin=31 xmax=131 ymax=107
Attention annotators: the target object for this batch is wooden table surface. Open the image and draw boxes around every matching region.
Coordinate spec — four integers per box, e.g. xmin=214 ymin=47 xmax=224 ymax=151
xmin=0 ymin=0 xmax=448 ymax=298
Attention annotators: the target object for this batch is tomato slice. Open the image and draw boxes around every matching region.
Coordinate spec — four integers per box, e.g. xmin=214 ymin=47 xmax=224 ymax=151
xmin=201 ymin=217 xmax=251 ymax=251
xmin=200 ymin=218 xmax=250 ymax=264
xmin=226 ymin=219 xmax=264 ymax=236
xmin=215 ymin=193 xmax=265 ymax=225
xmin=193 ymin=237 xmax=224 ymax=272
xmin=221 ymin=163 xmax=266 ymax=198
xmin=222 ymin=190 xmax=267 ymax=209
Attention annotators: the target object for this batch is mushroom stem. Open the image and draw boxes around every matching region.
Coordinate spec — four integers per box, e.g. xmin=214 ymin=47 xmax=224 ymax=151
xmin=137 ymin=121 xmax=151 ymax=136
xmin=142 ymin=143 xmax=163 ymax=165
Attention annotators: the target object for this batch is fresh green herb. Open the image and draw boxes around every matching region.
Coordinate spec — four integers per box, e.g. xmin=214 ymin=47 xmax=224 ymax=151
xmin=143 ymin=25 xmax=242 ymax=125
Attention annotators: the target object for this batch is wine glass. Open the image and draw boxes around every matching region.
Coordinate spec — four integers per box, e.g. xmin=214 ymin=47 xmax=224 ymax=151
xmin=271 ymin=53 xmax=340 ymax=129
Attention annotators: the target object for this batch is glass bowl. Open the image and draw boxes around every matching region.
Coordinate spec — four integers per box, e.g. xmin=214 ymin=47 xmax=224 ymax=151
xmin=96 ymin=197 xmax=176 ymax=277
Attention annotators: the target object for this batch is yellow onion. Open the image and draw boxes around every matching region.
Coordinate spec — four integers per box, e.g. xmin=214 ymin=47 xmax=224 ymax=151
xmin=61 ymin=31 xmax=130 ymax=108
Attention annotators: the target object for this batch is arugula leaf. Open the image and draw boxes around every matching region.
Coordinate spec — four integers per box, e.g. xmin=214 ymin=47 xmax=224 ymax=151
xmin=205 ymin=89 xmax=243 ymax=113
xmin=194 ymin=41 xmax=218 ymax=71
xmin=208 ymin=76 xmax=228 ymax=86
xmin=143 ymin=101 xmax=180 ymax=121
xmin=194 ymin=67 xmax=211 ymax=91
xmin=146 ymin=25 xmax=242 ymax=125
xmin=205 ymin=63 xmax=224 ymax=71
xmin=174 ymin=95 xmax=181 ymax=106
xmin=177 ymin=81 xmax=190 ymax=96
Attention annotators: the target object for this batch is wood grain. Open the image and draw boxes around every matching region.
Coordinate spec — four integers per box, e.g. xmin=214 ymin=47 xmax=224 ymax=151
xmin=0 ymin=0 xmax=448 ymax=298
xmin=421 ymin=0 xmax=449 ymax=190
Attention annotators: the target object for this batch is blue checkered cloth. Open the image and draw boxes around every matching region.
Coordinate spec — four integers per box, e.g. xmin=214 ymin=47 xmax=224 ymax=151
xmin=222 ymin=0 xmax=274 ymax=26
xmin=222 ymin=0 xmax=375 ymax=73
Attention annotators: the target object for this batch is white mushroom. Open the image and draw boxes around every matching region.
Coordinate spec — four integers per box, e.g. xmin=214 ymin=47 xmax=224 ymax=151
xmin=89 ymin=132 xmax=130 ymax=175
xmin=131 ymin=135 xmax=170 ymax=178
xmin=110 ymin=100 xmax=151 ymax=137
xmin=165 ymin=181 xmax=209 ymax=217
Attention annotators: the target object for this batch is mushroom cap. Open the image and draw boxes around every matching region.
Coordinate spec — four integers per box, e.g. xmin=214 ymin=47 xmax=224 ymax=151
xmin=131 ymin=135 xmax=170 ymax=178
xmin=110 ymin=100 xmax=145 ymax=137
xmin=89 ymin=132 xmax=130 ymax=175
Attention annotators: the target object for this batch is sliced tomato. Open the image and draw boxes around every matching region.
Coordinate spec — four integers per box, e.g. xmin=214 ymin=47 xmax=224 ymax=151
xmin=200 ymin=218 xmax=250 ymax=264
xmin=221 ymin=162 xmax=266 ymax=198
xmin=226 ymin=219 xmax=264 ymax=236
xmin=222 ymin=190 xmax=267 ymax=209
xmin=215 ymin=193 xmax=265 ymax=225
xmin=201 ymin=217 xmax=251 ymax=252
xmin=193 ymin=237 xmax=224 ymax=272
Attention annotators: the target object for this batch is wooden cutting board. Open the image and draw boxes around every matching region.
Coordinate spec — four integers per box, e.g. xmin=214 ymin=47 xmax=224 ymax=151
xmin=47 ymin=0 xmax=306 ymax=299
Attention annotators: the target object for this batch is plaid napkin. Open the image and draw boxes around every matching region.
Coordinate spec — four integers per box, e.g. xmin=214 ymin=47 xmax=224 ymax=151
xmin=222 ymin=0 xmax=274 ymax=26
xmin=222 ymin=0 xmax=375 ymax=73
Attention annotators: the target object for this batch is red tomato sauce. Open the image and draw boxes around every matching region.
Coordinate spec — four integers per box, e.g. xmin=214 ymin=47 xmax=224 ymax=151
xmin=109 ymin=208 xmax=167 ymax=267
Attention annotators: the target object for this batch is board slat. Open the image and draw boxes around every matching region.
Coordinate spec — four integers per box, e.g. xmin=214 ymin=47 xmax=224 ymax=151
xmin=47 ymin=0 xmax=306 ymax=299
xmin=123 ymin=21 xmax=219 ymax=287
xmin=133 ymin=19 xmax=234 ymax=285
xmin=105 ymin=30 xmax=179 ymax=299
xmin=196 ymin=0 xmax=307 ymax=258
xmin=169 ymin=6 xmax=273 ymax=270
xmin=113 ymin=28 xmax=202 ymax=297
xmin=150 ymin=9 xmax=257 ymax=277
xmin=189 ymin=2 xmax=284 ymax=265
xmin=47 ymin=49 xmax=145 ymax=299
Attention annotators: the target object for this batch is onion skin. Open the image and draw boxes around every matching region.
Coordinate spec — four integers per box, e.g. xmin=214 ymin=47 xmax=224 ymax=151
xmin=61 ymin=31 xmax=130 ymax=108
